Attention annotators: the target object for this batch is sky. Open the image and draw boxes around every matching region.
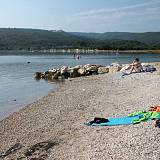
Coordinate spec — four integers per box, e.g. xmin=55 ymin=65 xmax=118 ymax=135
xmin=0 ymin=0 xmax=160 ymax=32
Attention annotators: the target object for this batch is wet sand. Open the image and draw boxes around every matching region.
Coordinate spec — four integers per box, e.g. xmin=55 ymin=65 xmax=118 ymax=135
xmin=1 ymin=65 xmax=160 ymax=159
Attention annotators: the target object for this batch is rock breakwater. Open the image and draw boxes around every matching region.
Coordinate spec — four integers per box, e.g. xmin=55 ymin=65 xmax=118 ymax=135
xmin=34 ymin=63 xmax=122 ymax=81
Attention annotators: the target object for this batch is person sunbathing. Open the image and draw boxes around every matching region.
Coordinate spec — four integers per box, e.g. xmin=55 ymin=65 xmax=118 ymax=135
xmin=129 ymin=58 xmax=143 ymax=74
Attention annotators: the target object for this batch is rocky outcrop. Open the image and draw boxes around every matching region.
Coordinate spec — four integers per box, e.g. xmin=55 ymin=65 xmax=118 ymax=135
xmin=34 ymin=63 xmax=122 ymax=81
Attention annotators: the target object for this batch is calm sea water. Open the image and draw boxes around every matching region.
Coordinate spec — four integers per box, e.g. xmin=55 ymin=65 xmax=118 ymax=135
xmin=0 ymin=51 xmax=160 ymax=119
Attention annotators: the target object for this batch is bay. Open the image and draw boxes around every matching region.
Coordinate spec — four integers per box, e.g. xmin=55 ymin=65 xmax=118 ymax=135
xmin=0 ymin=51 xmax=160 ymax=119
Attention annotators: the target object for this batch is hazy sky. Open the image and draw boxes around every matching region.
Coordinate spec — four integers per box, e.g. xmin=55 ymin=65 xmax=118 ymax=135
xmin=0 ymin=0 xmax=160 ymax=32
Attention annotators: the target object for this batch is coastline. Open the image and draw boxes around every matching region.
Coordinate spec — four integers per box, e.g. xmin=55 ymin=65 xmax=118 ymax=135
xmin=1 ymin=49 xmax=160 ymax=54
xmin=1 ymin=65 xmax=160 ymax=159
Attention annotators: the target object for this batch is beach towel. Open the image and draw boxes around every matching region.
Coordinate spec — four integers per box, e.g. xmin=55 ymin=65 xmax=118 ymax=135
xmin=128 ymin=111 xmax=160 ymax=124
xmin=85 ymin=111 xmax=160 ymax=126
xmin=85 ymin=115 xmax=141 ymax=126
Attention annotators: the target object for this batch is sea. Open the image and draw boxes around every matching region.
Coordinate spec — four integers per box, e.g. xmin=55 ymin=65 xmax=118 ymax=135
xmin=0 ymin=51 xmax=160 ymax=120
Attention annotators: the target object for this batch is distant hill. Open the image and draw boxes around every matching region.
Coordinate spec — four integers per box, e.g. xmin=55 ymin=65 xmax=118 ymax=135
xmin=0 ymin=28 xmax=159 ymax=50
xmin=0 ymin=28 xmax=96 ymax=50
xmin=70 ymin=32 xmax=160 ymax=45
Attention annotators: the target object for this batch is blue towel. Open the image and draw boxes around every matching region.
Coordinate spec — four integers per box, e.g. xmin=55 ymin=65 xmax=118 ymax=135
xmin=85 ymin=115 xmax=141 ymax=126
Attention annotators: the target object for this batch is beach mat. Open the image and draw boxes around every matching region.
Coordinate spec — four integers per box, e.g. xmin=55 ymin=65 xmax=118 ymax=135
xmin=85 ymin=115 xmax=140 ymax=126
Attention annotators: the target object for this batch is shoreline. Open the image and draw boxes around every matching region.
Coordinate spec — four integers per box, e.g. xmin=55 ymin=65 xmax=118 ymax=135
xmin=1 ymin=49 xmax=160 ymax=54
xmin=0 ymin=81 xmax=58 ymax=121
xmin=1 ymin=64 xmax=160 ymax=159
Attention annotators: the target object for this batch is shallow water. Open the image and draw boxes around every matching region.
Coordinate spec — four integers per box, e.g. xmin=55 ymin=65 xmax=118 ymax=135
xmin=0 ymin=51 xmax=160 ymax=119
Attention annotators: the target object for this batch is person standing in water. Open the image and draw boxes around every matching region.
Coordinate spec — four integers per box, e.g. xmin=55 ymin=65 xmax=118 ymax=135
xmin=77 ymin=54 xmax=80 ymax=60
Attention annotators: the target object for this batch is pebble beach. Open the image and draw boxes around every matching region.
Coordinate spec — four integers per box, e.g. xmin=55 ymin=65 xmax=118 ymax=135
xmin=1 ymin=63 xmax=160 ymax=160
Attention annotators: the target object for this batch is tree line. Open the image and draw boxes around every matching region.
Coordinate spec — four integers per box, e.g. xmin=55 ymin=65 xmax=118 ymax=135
xmin=0 ymin=28 xmax=160 ymax=50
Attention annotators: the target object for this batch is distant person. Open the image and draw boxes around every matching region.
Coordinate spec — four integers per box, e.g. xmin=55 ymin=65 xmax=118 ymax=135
xmin=74 ymin=53 xmax=76 ymax=59
xmin=77 ymin=54 xmax=80 ymax=60
xmin=129 ymin=58 xmax=143 ymax=74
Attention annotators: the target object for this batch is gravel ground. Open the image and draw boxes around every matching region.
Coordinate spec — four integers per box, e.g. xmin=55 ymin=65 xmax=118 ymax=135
xmin=0 ymin=69 xmax=160 ymax=160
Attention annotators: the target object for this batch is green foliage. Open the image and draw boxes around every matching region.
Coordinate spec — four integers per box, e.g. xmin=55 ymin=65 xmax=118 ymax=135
xmin=71 ymin=32 xmax=160 ymax=45
xmin=0 ymin=28 xmax=159 ymax=50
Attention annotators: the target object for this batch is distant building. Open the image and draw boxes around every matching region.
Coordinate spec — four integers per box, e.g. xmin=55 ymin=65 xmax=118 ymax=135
xmin=49 ymin=29 xmax=64 ymax=32
xmin=50 ymin=30 xmax=57 ymax=32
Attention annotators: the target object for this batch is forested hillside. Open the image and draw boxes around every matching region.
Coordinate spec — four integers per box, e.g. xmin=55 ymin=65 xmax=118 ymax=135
xmin=70 ymin=32 xmax=160 ymax=45
xmin=0 ymin=28 xmax=159 ymax=50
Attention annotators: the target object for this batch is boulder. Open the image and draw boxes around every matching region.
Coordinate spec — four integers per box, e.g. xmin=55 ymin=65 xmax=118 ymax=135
xmin=43 ymin=73 xmax=52 ymax=79
xmin=67 ymin=67 xmax=79 ymax=78
xmin=48 ymin=68 xmax=57 ymax=73
xmin=86 ymin=66 xmax=98 ymax=72
xmin=67 ymin=67 xmax=75 ymax=74
xmin=84 ymin=64 xmax=92 ymax=68
xmin=85 ymin=66 xmax=98 ymax=75
xmin=109 ymin=66 xmax=122 ymax=73
xmin=78 ymin=68 xmax=86 ymax=75
xmin=41 ymin=72 xmax=46 ymax=78
xmin=52 ymin=71 xmax=60 ymax=79
xmin=60 ymin=66 xmax=70 ymax=79
xmin=85 ymin=71 xmax=92 ymax=76
xmin=73 ymin=65 xmax=83 ymax=70
xmin=58 ymin=75 xmax=65 ymax=80
xmin=43 ymin=70 xmax=55 ymax=79
xmin=34 ymin=72 xmax=43 ymax=79
xmin=98 ymin=67 xmax=109 ymax=74
xmin=60 ymin=66 xmax=68 ymax=75
xmin=111 ymin=63 xmax=121 ymax=67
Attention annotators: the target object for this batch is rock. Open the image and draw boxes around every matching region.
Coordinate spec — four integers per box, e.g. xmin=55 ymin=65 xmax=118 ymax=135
xmin=98 ymin=67 xmax=109 ymax=74
xmin=67 ymin=67 xmax=79 ymax=78
xmin=34 ymin=64 xmax=123 ymax=81
xmin=62 ymin=72 xmax=70 ymax=79
xmin=43 ymin=73 xmax=52 ymax=79
xmin=52 ymin=71 xmax=60 ymax=79
xmin=58 ymin=75 xmax=65 ymax=80
xmin=84 ymin=64 xmax=103 ymax=69
xmin=34 ymin=72 xmax=43 ymax=79
xmin=86 ymin=66 xmax=98 ymax=72
xmin=71 ymin=71 xmax=80 ymax=78
xmin=43 ymin=69 xmax=60 ymax=79
xmin=48 ymin=68 xmax=57 ymax=73
xmin=85 ymin=71 xmax=92 ymax=76
xmin=60 ymin=66 xmax=68 ymax=75
xmin=111 ymin=63 xmax=121 ymax=67
xmin=91 ymin=72 xmax=98 ymax=75
xmin=85 ymin=66 xmax=98 ymax=75
xmin=84 ymin=64 xmax=92 ymax=68
xmin=78 ymin=68 xmax=86 ymax=75
xmin=44 ymin=71 xmax=50 ymax=75
xmin=67 ymin=67 xmax=75 ymax=74
xmin=109 ymin=66 xmax=122 ymax=73
xmin=41 ymin=72 xmax=45 ymax=78
xmin=73 ymin=65 xmax=83 ymax=70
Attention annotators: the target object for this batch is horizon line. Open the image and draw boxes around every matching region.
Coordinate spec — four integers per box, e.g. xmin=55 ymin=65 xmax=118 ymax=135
xmin=0 ymin=27 xmax=160 ymax=33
